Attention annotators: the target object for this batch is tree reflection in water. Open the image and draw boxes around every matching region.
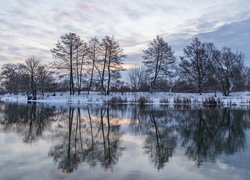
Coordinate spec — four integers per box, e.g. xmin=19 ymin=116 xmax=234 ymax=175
xmin=0 ymin=103 xmax=249 ymax=172
xmin=48 ymin=106 xmax=125 ymax=173
xmin=144 ymin=110 xmax=177 ymax=170
xmin=0 ymin=103 xmax=56 ymax=143
xmin=177 ymin=108 xmax=247 ymax=166
xmin=129 ymin=106 xmax=177 ymax=170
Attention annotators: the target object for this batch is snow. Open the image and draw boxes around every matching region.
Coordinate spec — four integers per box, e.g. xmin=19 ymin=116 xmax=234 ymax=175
xmin=1 ymin=91 xmax=250 ymax=106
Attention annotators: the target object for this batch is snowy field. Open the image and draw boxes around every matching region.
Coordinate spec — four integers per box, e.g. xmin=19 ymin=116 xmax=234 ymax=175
xmin=1 ymin=91 xmax=250 ymax=107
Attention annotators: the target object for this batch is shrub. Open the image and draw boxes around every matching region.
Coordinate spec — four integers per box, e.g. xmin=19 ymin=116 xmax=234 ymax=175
xmin=182 ymin=97 xmax=191 ymax=104
xmin=173 ymin=97 xmax=182 ymax=104
xmin=160 ymin=98 xmax=169 ymax=104
xmin=106 ymin=96 xmax=127 ymax=104
xmin=137 ymin=96 xmax=151 ymax=106
xmin=173 ymin=97 xmax=191 ymax=105
xmin=203 ymin=97 xmax=223 ymax=106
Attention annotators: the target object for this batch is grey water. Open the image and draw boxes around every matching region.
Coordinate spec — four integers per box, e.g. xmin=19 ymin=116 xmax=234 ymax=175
xmin=1 ymin=103 xmax=250 ymax=180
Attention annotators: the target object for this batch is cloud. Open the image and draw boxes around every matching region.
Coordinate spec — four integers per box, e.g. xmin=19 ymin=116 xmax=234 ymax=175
xmin=0 ymin=0 xmax=249 ymax=66
xmin=163 ymin=18 xmax=250 ymax=66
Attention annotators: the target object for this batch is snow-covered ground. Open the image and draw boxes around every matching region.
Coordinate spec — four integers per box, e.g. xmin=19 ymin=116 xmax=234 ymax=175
xmin=1 ymin=91 xmax=250 ymax=106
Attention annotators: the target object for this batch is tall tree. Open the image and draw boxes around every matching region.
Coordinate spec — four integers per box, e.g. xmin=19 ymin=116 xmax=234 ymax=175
xmin=22 ymin=57 xmax=41 ymax=99
xmin=1 ymin=64 xmax=22 ymax=94
xmin=51 ymin=33 xmax=81 ymax=95
xmin=99 ymin=36 xmax=125 ymax=95
xmin=36 ymin=65 xmax=54 ymax=95
xmin=208 ymin=46 xmax=245 ymax=96
xmin=87 ymin=37 xmax=101 ymax=94
xmin=99 ymin=37 xmax=109 ymax=94
xmin=179 ymin=38 xmax=208 ymax=94
xmin=74 ymin=40 xmax=88 ymax=95
xmin=143 ymin=36 xmax=175 ymax=92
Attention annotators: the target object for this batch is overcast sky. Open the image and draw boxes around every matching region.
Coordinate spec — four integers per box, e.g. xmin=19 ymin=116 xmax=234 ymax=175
xmin=1 ymin=0 xmax=250 ymax=67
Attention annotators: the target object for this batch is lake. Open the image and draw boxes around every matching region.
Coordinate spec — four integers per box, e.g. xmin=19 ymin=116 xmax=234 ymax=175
xmin=1 ymin=103 xmax=250 ymax=180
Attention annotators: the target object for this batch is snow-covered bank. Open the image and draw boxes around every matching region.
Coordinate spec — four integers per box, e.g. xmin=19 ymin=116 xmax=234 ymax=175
xmin=1 ymin=92 xmax=250 ymax=106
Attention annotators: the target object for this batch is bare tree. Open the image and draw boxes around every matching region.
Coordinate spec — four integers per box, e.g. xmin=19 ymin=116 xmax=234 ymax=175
xmin=179 ymin=38 xmax=208 ymax=94
xmin=143 ymin=36 xmax=175 ymax=92
xmin=51 ymin=33 xmax=81 ymax=95
xmin=87 ymin=37 xmax=101 ymax=94
xmin=36 ymin=65 xmax=54 ymax=95
xmin=21 ymin=57 xmax=41 ymax=99
xmin=1 ymin=64 xmax=22 ymax=94
xmin=74 ymin=40 xmax=88 ymax=95
xmin=128 ymin=67 xmax=147 ymax=91
xmin=208 ymin=46 xmax=245 ymax=96
xmin=98 ymin=37 xmax=108 ymax=94
xmin=244 ymin=67 xmax=250 ymax=91
xmin=98 ymin=36 xmax=125 ymax=95
xmin=166 ymin=67 xmax=178 ymax=94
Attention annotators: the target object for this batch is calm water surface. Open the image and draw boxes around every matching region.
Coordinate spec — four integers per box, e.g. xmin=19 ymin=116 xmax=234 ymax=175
xmin=1 ymin=103 xmax=250 ymax=180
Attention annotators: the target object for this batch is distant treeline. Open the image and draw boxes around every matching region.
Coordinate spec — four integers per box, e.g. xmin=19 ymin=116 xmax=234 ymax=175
xmin=1 ymin=33 xmax=249 ymax=98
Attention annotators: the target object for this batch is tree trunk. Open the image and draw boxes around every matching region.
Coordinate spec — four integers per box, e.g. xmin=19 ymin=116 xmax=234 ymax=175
xmin=101 ymin=47 xmax=108 ymax=94
xmin=76 ymin=47 xmax=80 ymax=95
xmin=88 ymin=52 xmax=95 ymax=95
xmin=151 ymin=47 xmax=160 ymax=93
xmin=31 ymin=72 xmax=37 ymax=100
xmin=78 ymin=54 xmax=85 ymax=95
xmin=225 ymin=78 xmax=230 ymax=96
xmin=107 ymin=48 xmax=112 ymax=95
xmin=69 ymin=41 xmax=74 ymax=95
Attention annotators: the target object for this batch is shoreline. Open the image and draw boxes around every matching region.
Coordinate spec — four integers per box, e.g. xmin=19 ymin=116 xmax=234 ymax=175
xmin=1 ymin=92 xmax=250 ymax=107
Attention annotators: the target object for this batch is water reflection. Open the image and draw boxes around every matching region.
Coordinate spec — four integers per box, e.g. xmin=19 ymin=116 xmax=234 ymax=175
xmin=1 ymin=103 xmax=56 ymax=143
xmin=129 ymin=107 xmax=177 ymax=170
xmin=177 ymin=108 xmax=247 ymax=166
xmin=48 ymin=107 xmax=125 ymax=172
xmin=144 ymin=110 xmax=177 ymax=170
xmin=0 ymin=103 xmax=249 ymax=174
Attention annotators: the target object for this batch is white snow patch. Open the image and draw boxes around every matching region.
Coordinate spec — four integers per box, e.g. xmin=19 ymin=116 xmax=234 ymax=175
xmin=1 ymin=91 xmax=250 ymax=106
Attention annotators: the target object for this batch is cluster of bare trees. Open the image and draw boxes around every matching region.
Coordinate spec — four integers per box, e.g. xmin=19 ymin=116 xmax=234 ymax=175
xmin=128 ymin=37 xmax=247 ymax=96
xmin=179 ymin=38 xmax=245 ymax=96
xmin=0 ymin=33 xmax=125 ymax=96
xmin=0 ymin=33 xmax=248 ymax=96
xmin=1 ymin=57 xmax=54 ymax=99
xmin=51 ymin=33 xmax=125 ymax=95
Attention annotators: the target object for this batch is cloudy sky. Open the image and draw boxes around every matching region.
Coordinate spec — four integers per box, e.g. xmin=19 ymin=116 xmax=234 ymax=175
xmin=1 ymin=0 xmax=250 ymax=67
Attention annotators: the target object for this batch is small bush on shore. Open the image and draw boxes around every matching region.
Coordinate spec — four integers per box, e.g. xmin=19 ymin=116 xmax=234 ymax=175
xmin=160 ymin=98 xmax=169 ymax=104
xmin=203 ymin=97 xmax=223 ymax=106
xmin=106 ymin=96 xmax=127 ymax=104
xmin=137 ymin=96 xmax=152 ymax=106
xmin=173 ymin=97 xmax=191 ymax=105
